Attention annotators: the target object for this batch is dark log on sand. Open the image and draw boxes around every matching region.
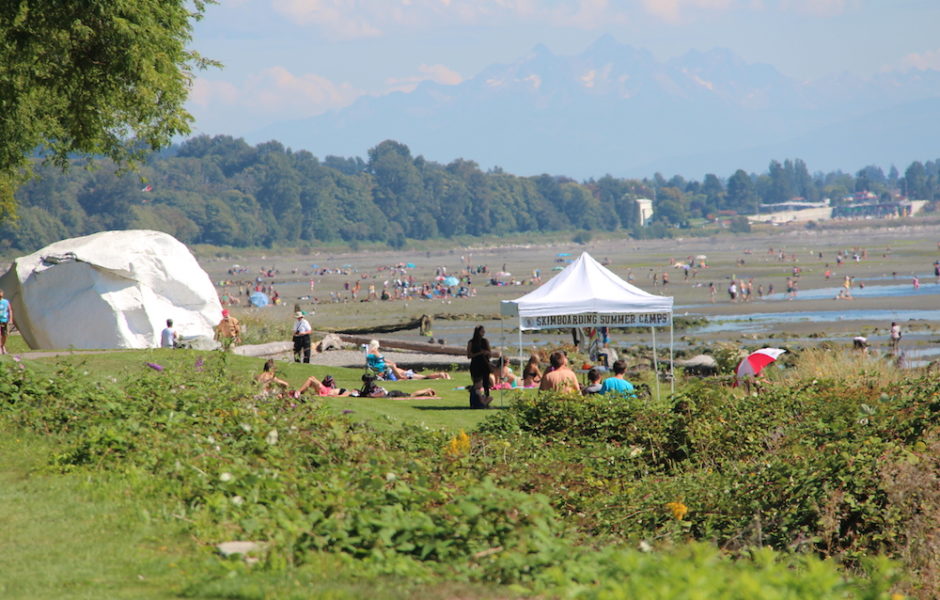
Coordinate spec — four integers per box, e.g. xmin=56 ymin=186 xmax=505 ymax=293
xmin=333 ymin=333 xmax=469 ymax=356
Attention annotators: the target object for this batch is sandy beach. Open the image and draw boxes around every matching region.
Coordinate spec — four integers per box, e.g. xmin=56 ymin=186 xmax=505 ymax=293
xmin=198 ymin=219 xmax=940 ymax=363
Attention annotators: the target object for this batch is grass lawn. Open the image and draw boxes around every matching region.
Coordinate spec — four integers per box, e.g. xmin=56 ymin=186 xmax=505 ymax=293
xmin=0 ymin=431 xmax=517 ymax=600
xmin=1 ymin=346 xmax=508 ymax=433
xmin=0 ymin=350 xmax=522 ymax=599
xmin=0 ymin=433 xmax=198 ymax=599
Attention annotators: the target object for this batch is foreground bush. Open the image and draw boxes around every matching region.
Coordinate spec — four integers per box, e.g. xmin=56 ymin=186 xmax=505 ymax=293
xmin=1 ymin=354 xmax=932 ymax=597
xmin=476 ymin=376 xmax=939 ymax=597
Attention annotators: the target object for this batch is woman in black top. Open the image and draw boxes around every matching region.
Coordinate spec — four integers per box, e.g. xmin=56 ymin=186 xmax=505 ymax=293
xmin=467 ymin=325 xmax=493 ymax=397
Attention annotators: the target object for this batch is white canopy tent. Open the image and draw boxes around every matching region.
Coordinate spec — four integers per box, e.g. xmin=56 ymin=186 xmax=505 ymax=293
xmin=500 ymin=252 xmax=675 ymax=394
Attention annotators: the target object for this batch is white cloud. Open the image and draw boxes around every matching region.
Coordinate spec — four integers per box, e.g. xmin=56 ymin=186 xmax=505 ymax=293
xmin=246 ymin=66 xmax=362 ymax=114
xmin=898 ymin=49 xmax=940 ymax=71
xmin=190 ymin=78 xmax=240 ymax=107
xmin=779 ymin=0 xmax=849 ymax=17
xmin=385 ymin=64 xmax=464 ymax=92
xmin=264 ymin=0 xmax=859 ymax=33
xmin=547 ymin=0 xmax=629 ymax=29
xmin=271 ymin=0 xmax=382 ymax=37
xmin=639 ymin=0 xmax=854 ymax=21
xmin=191 ymin=62 xmax=465 ymax=125
xmin=641 ymin=0 xmax=732 ymax=22
xmin=684 ymin=69 xmax=716 ymax=90
xmin=190 ymin=67 xmax=362 ymax=121
xmin=267 ymin=0 xmax=631 ymax=35
xmin=522 ymin=74 xmax=542 ymax=89
xmin=581 ymin=69 xmax=597 ymax=88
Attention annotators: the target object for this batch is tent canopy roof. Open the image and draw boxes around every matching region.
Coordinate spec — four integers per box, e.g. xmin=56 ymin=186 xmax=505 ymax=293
xmin=501 ymin=252 xmax=672 ymax=317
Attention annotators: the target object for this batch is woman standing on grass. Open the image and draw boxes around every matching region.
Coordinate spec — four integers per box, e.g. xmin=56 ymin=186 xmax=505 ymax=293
xmin=467 ymin=325 xmax=493 ymax=399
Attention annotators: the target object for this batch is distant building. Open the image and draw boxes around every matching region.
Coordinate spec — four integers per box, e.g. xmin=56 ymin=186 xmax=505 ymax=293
xmin=636 ymin=198 xmax=653 ymax=226
xmin=758 ymin=200 xmax=829 ymax=213
xmin=833 ymin=199 xmax=917 ymax=219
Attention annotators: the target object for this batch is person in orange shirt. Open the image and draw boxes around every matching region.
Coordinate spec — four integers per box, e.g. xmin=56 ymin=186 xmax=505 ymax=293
xmin=215 ymin=309 xmax=241 ymax=349
xmin=539 ymin=351 xmax=581 ymax=395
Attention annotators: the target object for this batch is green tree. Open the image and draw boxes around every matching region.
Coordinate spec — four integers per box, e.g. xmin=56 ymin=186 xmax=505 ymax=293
xmin=729 ymin=215 xmax=751 ymax=233
xmin=767 ymin=160 xmax=793 ymax=204
xmin=904 ymin=161 xmax=927 ymax=199
xmin=367 ymin=140 xmax=425 ymax=236
xmin=699 ymin=173 xmax=725 ymax=216
xmin=792 ymin=158 xmax=818 ymax=201
xmin=0 ymin=1 xmax=216 ymax=217
xmin=653 ymin=187 xmax=687 ymax=226
xmin=726 ymin=170 xmax=758 ymax=214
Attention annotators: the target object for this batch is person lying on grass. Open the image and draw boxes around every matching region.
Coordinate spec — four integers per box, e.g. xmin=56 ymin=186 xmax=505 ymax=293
xmin=297 ymin=373 xmax=352 ymax=397
xmin=366 ymin=339 xmax=452 ymax=380
xmin=358 ymin=373 xmax=439 ymax=398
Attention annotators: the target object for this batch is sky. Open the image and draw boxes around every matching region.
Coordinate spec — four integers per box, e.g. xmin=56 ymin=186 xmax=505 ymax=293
xmin=186 ymin=0 xmax=940 ymax=152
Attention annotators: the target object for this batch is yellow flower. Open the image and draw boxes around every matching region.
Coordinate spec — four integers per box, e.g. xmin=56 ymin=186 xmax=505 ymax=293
xmin=665 ymin=501 xmax=689 ymax=521
xmin=891 ymin=594 xmax=905 ymax=600
xmin=445 ymin=429 xmax=471 ymax=458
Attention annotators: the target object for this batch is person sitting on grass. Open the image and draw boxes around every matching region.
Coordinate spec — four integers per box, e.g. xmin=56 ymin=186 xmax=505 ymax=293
xmin=521 ymin=354 xmax=542 ymax=388
xmin=366 ymin=339 xmax=452 ymax=380
xmin=358 ymin=373 xmax=439 ymax=398
xmin=538 ymin=351 xmax=580 ymax=395
xmin=493 ymin=356 xmax=520 ymax=389
xmin=581 ymin=368 xmax=603 ymax=395
xmin=297 ymin=373 xmax=352 ymax=397
xmin=469 ymin=378 xmax=493 ymax=409
xmin=599 ymin=360 xmax=636 ymax=397
xmin=255 ymin=359 xmax=290 ymax=394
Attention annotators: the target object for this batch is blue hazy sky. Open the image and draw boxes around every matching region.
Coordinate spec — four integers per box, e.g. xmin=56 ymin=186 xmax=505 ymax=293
xmin=186 ymin=0 xmax=940 ymax=147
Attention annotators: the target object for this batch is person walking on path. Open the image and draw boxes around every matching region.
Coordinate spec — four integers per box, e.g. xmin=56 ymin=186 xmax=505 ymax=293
xmin=0 ymin=289 xmax=12 ymax=355
xmin=292 ymin=311 xmax=313 ymax=363
xmin=889 ymin=322 xmax=902 ymax=355
xmin=215 ymin=309 xmax=241 ymax=350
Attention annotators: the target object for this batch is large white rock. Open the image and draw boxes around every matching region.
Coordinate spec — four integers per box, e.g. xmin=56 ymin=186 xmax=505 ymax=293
xmin=0 ymin=230 xmax=222 ymax=349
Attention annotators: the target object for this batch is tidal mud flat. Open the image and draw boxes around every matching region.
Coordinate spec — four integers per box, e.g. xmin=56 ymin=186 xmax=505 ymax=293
xmin=199 ymin=221 xmax=940 ymax=362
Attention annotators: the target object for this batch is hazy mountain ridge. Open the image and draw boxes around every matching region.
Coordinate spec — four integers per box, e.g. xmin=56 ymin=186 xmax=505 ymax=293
xmin=251 ymin=38 xmax=940 ymax=178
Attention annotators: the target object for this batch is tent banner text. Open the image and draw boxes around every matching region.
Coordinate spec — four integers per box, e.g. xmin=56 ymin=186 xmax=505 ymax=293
xmin=520 ymin=312 xmax=671 ymax=330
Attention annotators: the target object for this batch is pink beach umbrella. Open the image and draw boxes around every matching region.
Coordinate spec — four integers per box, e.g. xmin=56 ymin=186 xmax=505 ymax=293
xmin=735 ymin=348 xmax=786 ymax=381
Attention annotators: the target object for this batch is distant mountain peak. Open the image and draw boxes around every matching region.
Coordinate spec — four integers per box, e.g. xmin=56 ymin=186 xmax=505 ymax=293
xmin=249 ymin=39 xmax=940 ymax=179
xmin=528 ymin=42 xmax=554 ymax=59
xmin=586 ymin=34 xmax=619 ymax=52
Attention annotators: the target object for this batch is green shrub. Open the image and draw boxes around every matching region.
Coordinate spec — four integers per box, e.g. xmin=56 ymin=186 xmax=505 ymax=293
xmin=1 ymin=354 xmax=933 ymax=596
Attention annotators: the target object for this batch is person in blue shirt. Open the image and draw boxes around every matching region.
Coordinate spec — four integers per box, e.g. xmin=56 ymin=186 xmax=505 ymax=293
xmin=0 ymin=289 xmax=12 ymax=355
xmin=366 ymin=339 xmax=451 ymax=380
xmin=599 ymin=360 xmax=636 ymax=397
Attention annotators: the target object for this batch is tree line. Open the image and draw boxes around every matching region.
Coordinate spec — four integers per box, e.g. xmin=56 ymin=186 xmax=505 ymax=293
xmin=3 ymin=135 xmax=939 ymax=252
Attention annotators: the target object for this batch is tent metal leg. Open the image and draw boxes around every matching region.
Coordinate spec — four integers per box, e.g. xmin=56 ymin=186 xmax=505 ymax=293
xmin=669 ymin=321 xmax=675 ymax=395
xmin=651 ymin=326 xmax=660 ymax=400
xmin=518 ymin=320 xmax=523 ymax=364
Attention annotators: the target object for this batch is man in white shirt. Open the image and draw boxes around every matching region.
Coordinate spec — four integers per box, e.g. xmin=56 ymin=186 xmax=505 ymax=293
xmin=160 ymin=318 xmax=179 ymax=348
xmin=293 ymin=311 xmax=313 ymax=363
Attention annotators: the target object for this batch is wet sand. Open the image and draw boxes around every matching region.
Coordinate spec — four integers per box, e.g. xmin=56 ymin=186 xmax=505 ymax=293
xmin=199 ymin=220 xmax=940 ymax=357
